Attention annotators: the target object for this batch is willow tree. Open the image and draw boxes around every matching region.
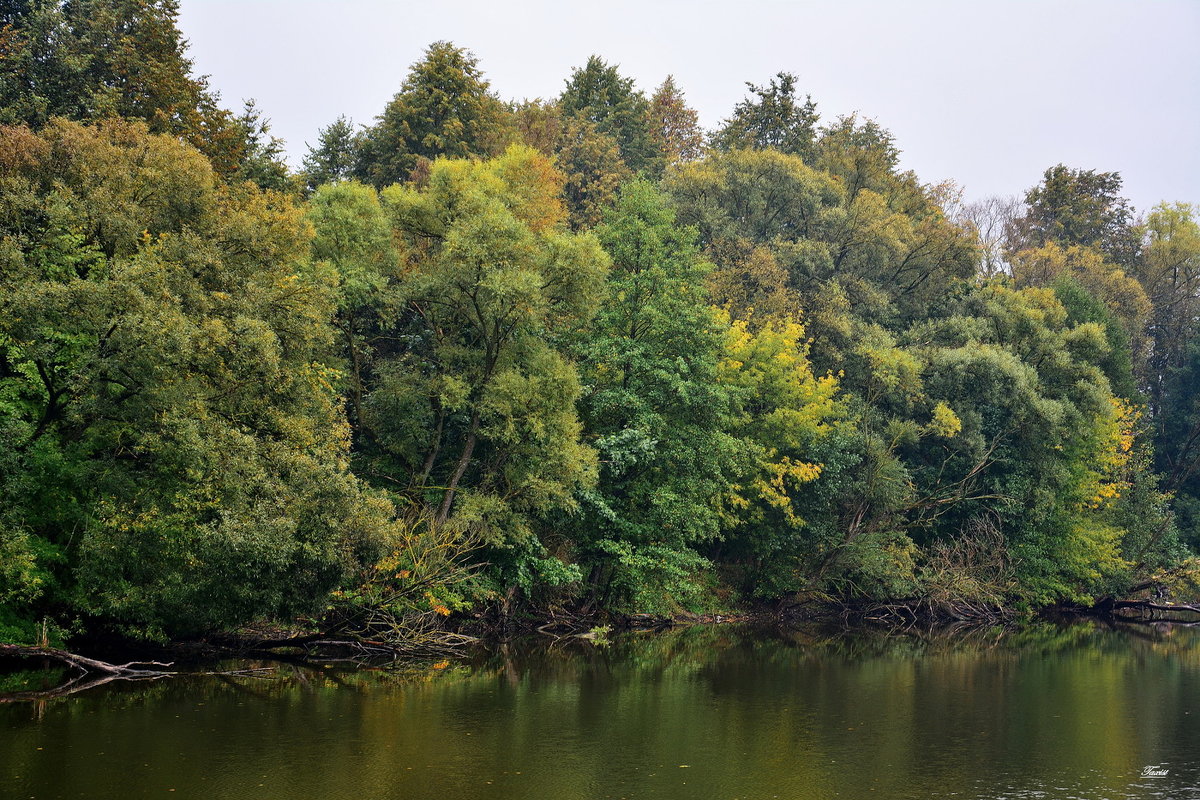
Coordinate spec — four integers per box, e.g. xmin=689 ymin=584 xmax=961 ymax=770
xmin=365 ymin=146 xmax=609 ymax=588
xmin=0 ymin=119 xmax=389 ymax=640
xmin=664 ymin=148 xmax=976 ymax=368
xmin=913 ymin=284 xmax=1144 ymax=604
xmin=305 ymin=180 xmax=400 ymax=435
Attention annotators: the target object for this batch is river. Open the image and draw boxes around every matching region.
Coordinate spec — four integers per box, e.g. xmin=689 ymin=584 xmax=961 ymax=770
xmin=3 ymin=620 xmax=1199 ymax=799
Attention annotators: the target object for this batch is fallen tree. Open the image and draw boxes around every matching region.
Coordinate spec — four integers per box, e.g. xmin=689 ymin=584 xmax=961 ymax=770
xmin=0 ymin=644 xmax=177 ymax=702
xmin=1092 ymin=597 xmax=1200 ymax=622
xmin=0 ymin=644 xmax=277 ymax=702
xmin=0 ymin=644 xmax=175 ymax=676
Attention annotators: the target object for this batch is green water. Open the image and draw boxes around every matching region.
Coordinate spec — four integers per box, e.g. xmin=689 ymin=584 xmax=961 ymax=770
xmin=3 ymin=621 xmax=1199 ymax=799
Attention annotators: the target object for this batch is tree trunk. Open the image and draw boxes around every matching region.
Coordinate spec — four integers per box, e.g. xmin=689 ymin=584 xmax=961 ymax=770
xmin=437 ymin=408 xmax=480 ymax=523
xmin=417 ymin=400 xmax=446 ymax=488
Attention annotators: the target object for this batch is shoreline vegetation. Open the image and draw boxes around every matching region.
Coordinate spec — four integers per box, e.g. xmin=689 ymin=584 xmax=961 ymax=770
xmin=4 ymin=2 xmax=1200 ymax=670
xmin=4 ymin=598 xmax=1200 ymax=702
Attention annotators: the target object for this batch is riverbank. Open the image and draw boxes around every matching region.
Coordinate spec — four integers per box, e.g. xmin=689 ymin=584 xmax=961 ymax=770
xmin=6 ymin=587 xmax=1199 ymax=695
xmin=6 ymin=617 xmax=1200 ymax=800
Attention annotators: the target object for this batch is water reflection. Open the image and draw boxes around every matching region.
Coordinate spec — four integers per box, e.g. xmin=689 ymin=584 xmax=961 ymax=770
xmin=2 ymin=620 xmax=1198 ymax=799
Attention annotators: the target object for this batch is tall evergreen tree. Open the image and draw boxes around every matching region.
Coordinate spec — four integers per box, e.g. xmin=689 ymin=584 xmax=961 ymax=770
xmin=556 ymin=116 xmax=630 ymax=230
xmin=1012 ymin=165 xmax=1142 ymax=268
xmin=303 ymin=115 xmax=362 ymax=191
xmin=559 ymin=55 xmax=656 ymax=175
xmin=647 ymin=75 xmax=704 ymax=167
xmin=356 ymin=41 xmax=508 ymax=187
xmin=231 ymin=99 xmax=293 ymax=193
xmin=710 ymin=72 xmax=819 ymax=162
xmin=0 ymin=0 xmax=246 ymax=175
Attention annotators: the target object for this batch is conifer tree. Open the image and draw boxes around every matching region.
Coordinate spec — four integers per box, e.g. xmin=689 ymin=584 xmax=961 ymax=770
xmin=356 ymin=41 xmax=508 ymax=187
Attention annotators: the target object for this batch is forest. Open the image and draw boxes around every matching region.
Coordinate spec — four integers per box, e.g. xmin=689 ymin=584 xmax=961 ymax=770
xmin=3 ymin=0 xmax=1200 ymax=647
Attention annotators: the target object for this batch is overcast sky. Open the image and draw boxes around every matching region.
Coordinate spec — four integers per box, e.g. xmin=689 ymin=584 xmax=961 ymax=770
xmin=177 ymin=0 xmax=1198 ymax=213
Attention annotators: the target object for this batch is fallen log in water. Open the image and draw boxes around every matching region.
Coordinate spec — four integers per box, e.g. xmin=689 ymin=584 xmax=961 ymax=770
xmin=1085 ymin=592 xmax=1200 ymax=624
xmin=0 ymin=643 xmax=178 ymax=702
xmin=1113 ymin=599 xmax=1200 ymax=614
xmin=0 ymin=644 xmax=175 ymax=676
xmin=1106 ymin=598 xmax=1200 ymax=621
xmin=0 ymin=644 xmax=282 ymax=702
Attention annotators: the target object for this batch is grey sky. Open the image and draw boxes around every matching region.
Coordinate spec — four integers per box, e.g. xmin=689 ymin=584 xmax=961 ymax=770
xmin=177 ymin=0 xmax=1198 ymax=213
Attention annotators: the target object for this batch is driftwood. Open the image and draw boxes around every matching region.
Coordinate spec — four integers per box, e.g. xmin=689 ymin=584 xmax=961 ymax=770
xmin=1112 ymin=600 xmax=1200 ymax=614
xmin=203 ymin=628 xmax=481 ymax=663
xmin=0 ymin=644 xmax=174 ymax=675
xmin=1102 ymin=598 xmax=1200 ymax=623
xmin=1 ymin=615 xmax=486 ymax=704
xmin=0 ymin=644 xmax=279 ymax=703
xmin=0 ymin=643 xmax=177 ymax=703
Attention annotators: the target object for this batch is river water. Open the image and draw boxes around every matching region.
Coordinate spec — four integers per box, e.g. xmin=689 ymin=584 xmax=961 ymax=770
xmin=2 ymin=621 xmax=1199 ymax=799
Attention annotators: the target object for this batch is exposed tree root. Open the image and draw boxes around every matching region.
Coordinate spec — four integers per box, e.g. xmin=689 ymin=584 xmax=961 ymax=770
xmin=203 ymin=626 xmax=482 ymax=664
xmin=839 ymin=597 xmax=1014 ymax=630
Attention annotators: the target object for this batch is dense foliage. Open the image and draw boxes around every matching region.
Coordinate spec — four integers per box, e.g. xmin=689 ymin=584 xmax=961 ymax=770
xmin=2 ymin=7 xmax=1197 ymax=643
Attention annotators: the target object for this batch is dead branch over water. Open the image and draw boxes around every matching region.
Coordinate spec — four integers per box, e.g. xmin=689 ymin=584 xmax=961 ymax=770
xmin=0 ymin=644 xmax=275 ymax=703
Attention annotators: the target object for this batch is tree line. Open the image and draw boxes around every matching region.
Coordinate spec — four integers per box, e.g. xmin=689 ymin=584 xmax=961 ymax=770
xmin=2 ymin=1 xmax=1199 ymax=643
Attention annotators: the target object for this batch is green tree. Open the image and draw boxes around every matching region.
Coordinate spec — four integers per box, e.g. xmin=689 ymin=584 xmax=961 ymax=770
xmin=363 ymin=146 xmax=608 ymax=593
xmin=559 ymin=55 xmax=656 ymax=174
xmin=231 ymin=99 xmax=293 ymax=193
xmin=715 ymin=311 xmax=844 ymax=598
xmin=0 ymin=0 xmax=246 ymax=176
xmin=664 ymin=148 xmax=975 ymax=352
xmin=1136 ymin=203 xmax=1200 ymax=409
xmin=555 ymin=116 xmax=631 ymax=230
xmin=815 ymin=114 xmax=901 ymax=203
xmin=1012 ymin=165 xmax=1142 ymax=268
xmin=569 ymin=181 xmax=742 ymax=611
xmin=647 ymin=75 xmax=704 ymax=167
xmin=1130 ymin=203 xmax=1200 ymax=545
xmin=356 ymin=41 xmax=509 ymax=187
xmin=817 ymin=184 xmax=978 ymax=322
xmin=710 ymin=72 xmax=819 ymax=162
xmin=1155 ymin=339 xmax=1200 ymax=547
xmin=509 ymin=98 xmax=561 ymax=156
xmin=913 ymin=284 xmax=1138 ymax=604
xmin=663 ymin=147 xmax=841 ymax=247
xmin=305 ymin=180 xmax=400 ymax=435
xmin=0 ymin=119 xmax=390 ymax=639
xmin=1010 ymin=242 xmax=1149 ymax=376
xmin=302 ymin=115 xmax=362 ymax=191
xmin=703 ymin=239 xmax=804 ymax=324
xmin=1052 ymin=277 xmax=1139 ymax=400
